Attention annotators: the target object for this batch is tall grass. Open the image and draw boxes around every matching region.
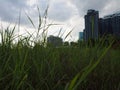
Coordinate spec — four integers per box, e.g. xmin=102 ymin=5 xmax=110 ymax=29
xmin=0 ymin=7 xmax=120 ymax=90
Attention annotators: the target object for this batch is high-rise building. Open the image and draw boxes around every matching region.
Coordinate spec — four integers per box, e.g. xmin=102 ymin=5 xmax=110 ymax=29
xmin=100 ymin=13 xmax=120 ymax=38
xmin=111 ymin=13 xmax=120 ymax=38
xmin=99 ymin=18 xmax=104 ymax=37
xmin=103 ymin=15 xmax=113 ymax=34
xmin=84 ymin=9 xmax=99 ymax=41
xmin=79 ymin=32 xmax=83 ymax=40
xmin=83 ymin=10 xmax=120 ymax=41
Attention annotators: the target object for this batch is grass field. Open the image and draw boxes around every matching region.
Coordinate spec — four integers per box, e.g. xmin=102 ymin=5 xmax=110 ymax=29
xmin=0 ymin=10 xmax=120 ymax=89
xmin=0 ymin=27 xmax=120 ymax=90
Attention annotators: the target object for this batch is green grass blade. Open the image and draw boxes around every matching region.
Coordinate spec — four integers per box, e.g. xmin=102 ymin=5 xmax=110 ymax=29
xmin=26 ymin=13 xmax=36 ymax=29
xmin=64 ymin=28 xmax=73 ymax=41
xmin=67 ymin=73 xmax=80 ymax=90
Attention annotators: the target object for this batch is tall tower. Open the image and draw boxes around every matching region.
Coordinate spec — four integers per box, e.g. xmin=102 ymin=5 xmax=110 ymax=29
xmin=84 ymin=9 xmax=99 ymax=41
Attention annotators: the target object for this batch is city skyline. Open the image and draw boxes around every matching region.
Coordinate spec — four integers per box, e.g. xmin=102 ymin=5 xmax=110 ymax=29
xmin=83 ymin=9 xmax=120 ymax=42
xmin=0 ymin=0 xmax=120 ymax=41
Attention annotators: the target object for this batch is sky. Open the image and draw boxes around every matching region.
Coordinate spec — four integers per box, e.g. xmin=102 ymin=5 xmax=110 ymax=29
xmin=0 ymin=0 xmax=120 ymax=41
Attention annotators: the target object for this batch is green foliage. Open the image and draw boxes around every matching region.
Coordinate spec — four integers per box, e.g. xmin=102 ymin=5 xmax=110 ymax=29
xmin=0 ymin=27 xmax=120 ymax=90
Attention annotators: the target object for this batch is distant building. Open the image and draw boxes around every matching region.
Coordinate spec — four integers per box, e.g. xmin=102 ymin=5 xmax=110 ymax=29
xmin=84 ymin=9 xmax=99 ymax=41
xmin=99 ymin=13 xmax=120 ymax=38
xmin=79 ymin=32 xmax=83 ymax=40
xmin=103 ymin=15 xmax=113 ymax=35
xmin=99 ymin=18 xmax=105 ymax=37
xmin=47 ymin=35 xmax=63 ymax=47
xmin=83 ymin=10 xmax=120 ymax=41
xmin=111 ymin=13 xmax=120 ymax=38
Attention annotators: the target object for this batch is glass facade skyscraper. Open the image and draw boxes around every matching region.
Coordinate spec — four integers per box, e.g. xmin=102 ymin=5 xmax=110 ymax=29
xmin=84 ymin=9 xmax=99 ymax=41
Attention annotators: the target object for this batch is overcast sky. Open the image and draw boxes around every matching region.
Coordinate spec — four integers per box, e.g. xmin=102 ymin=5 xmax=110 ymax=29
xmin=0 ymin=0 xmax=120 ymax=41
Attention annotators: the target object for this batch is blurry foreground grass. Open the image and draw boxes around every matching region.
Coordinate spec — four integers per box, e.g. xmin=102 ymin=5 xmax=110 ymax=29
xmin=0 ymin=27 xmax=120 ymax=90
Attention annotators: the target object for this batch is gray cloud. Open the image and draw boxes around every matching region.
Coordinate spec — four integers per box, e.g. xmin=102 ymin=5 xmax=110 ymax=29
xmin=48 ymin=0 xmax=76 ymax=22
xmin=70 ymin=0 xmax=120 ymax=17
xmin=0 ymin=0 xmax=76 ymax=26
xmin=0 ymin=0 xmax=120 ymax=31
xmin=0 ymin=0 xmax=29 ymax=23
